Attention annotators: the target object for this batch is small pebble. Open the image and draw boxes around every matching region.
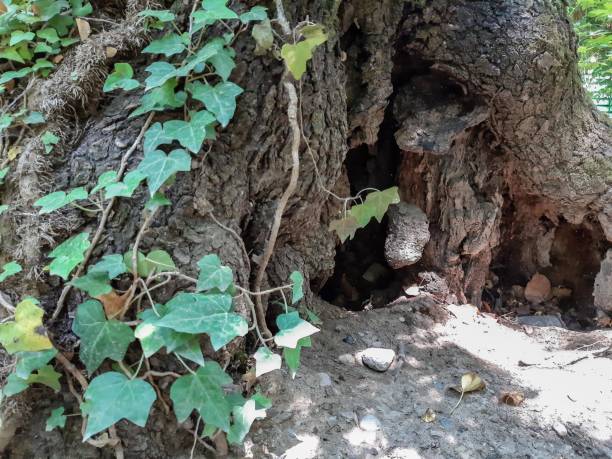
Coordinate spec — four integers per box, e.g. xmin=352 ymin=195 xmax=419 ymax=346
xmin=359 ymin=414 xmax=381 ymax=432
xmin=114 ymin=137 xmax=128 ymax=148
xmin=318 ymin=372 xmax=332 ymax=387
xmin=553 ymin=421 xmax=568 ymax=437
xmin=361 ymin=348 xmax=396 ymax=372
xmin=338 ymin=354 xmax=356 ymax=365
xmin=343 ymin=335 xmax=356 ymax=345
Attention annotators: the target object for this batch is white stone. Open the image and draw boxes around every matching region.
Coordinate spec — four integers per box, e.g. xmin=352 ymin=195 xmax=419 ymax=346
xmin=318 ymin=372 xmax=332 ymax=387
xmin=361 ymin=348 xmax=396 ymax=372
xmin=359 ymin=414 xmax=381 ymax=432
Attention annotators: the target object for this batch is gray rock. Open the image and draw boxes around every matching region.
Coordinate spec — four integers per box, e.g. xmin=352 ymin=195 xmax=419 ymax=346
xmin=359 ymin=414 xmax=381 ymax=432
xmin=318 ymin=372 xmax=332 ymax=387
xmin=594 ymin=249 xmax=612 ymax=312
xmin=517 ymin=315 xmax=565 ymax=328
xmin=361 ymin=348 xmax=396 ymax=372
xmin=338 ymin=353 xmax=356 ymax=365
xmin=384 ymin=203 xmax=430 ymax=269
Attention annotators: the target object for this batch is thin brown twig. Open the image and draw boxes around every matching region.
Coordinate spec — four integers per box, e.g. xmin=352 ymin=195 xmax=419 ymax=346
xmin=252 ymin=81 xmax=300 ymax=339
xmin=51 ymin=112 xmax=155 ymax=321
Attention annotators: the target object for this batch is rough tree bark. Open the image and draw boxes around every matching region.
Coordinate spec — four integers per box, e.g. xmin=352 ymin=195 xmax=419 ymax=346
xmin=0 ymin=0 xmax=610 ymax=456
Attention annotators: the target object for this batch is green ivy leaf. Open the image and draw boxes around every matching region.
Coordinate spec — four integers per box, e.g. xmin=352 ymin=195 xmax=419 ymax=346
xmin=0 ymin=167 xmax=8 ymax=185
xmin=135 ymin=306 xmax=205 ymax=366
xmin=328 ymin=214 xmax=359 ymax=243
xmin=144 ymin=61 xmax=177 ymax=91
xmin=163 ymin=110 xmax=216 ymax=153
xmin=0 ymin=298 xmax=53 ymax=354
xmin=227 ymin=398 xmax=267 ymax=444
xmin=103 ymin=63 xmax=140 ymax=92
xmin=2 ymin=373 xmax=29 ymax=397
xmin=26 ymin=364 xmax=61 ymax=391
xmin=283 ymin=336 xmax=311 ymax=378
xmin=145 ymin=192 xmax=171 ymax=211
xmin=239 ymin=6 xmax=267 ymax=23
xmin=32 ymin=58 xmax=54 ymax=72
xmin=274 ymin=311 xmax=319 ymax=349
xmin=89 ymin=254 xmax=127 ymax=279
xmin=15 ymin=349 xmax=58 ymax=379
xmin=210 ymin=47 xmax=236 ymax=81
xmin=254 ymin=347 xmax=281 ymax=377
xmin=0 ymin=114 xmax=12 ymax=132
xmin=104 ymin=170 xmax=146 ymax=199
xmin=169 ymin=362 xmax=232 ymax=430
xmin=192 ymin=0 xmax=238 ymax=33
xmin=0 ymin=47 xmax=26 ymax=64
xmin=34 ymin=187 xmax=88 ymax=214
xmin=69 ymin=271 xmax=112 ymax=297
xmin=46 ymin=407 xmax=67 ymax=431
xmin=143 ymin=33 xmax=186 ymax=57
xmin=36 ymin=28 xmax=60 ymax=43
xmin=0 ymin=205 xmax=8 ymax=215
xmin=143 ymin=123 xmax=174 ymax=155
xmin=70 ymin=0 xmax=93 ymax=16
xmin=9 ymin=30 xmax=35 ymax=46
xmin=137 ymin=149 xmax=192 ymax=196
xmin=196 ymin=254 xmax=233 ymax=292
xmin=0 ymin=261 xmax=22 ymax=283
xmin=137 ymin=9 xmax=176 ymax=22
xmin=156 ymin=292 xmax=248 ymax=350
xmin=91 ymin=171 xmax=117 ymax=194
xmin=360 ymin=186 xmax=401 ymax=223
xmin=289 ymin=271 xmax=304 ymax=304
xmin=23 ymin=111 xmax=45 ymax=124
xmin=72 ymin=299 xmax=135 ymax=373
xmin=130 ymin=78 xmax=186 ymax=118
xmin=176 ymin=38 xmax=224 ymax=77
xmin=48 ymin=232 xmax=90 ymax=280
xmin=0 ymin=67 xmax=32 ymax=84
xmin=280 ymin=25 xmax=328 ymax=80
xmin=145 ymin=249 xmax=176 ymax=272
xmin=41 ymin=130 xmax=59 ymax=153
xmin=251 ymin=20 xmax=274 ymax=55
xmin=81 ymin=372 xmax=156 ymax=440
xmin=123 ymin=250 xmax=151 ymax=277
xmin=188 ymin=81 xmax=243 ymax=127
xmin=33 ymin=42 xmax=56 ymax=54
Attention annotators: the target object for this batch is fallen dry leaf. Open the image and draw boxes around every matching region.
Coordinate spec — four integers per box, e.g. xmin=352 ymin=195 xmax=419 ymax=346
xmin=105 ymin=47 xmax=118 ymax=58
xmin=242 ymin=369 xmax=257 ymax=392
xmin=96 ymin=290 xmax=129 ymax=319
xmin=8 ymin=146 xmax=22 ymax=161
xmin=0 ymin=1 xmax=7 ymax=13
xmin=421 ymin=408 xmax=436 ymax=423
xmin=450 ymin=372 xmax=486 ymax=415
xmin=500 ymin=391 xmax=525 ymax=406
xmin=76 ymin=18 xmax=91 ymax=41
xmin=525 ymin=273 xmax=551 ymax=304
xmin=52 ymin=54 xmax=64 ymax=64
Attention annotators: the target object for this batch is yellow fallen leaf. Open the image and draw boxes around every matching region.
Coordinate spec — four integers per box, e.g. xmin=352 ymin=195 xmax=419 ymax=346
xmin=76 ymin=18 xmax=91 ymax=41
xmin=450 ymin=372 xmax=486 ymax=415
xmin=8 ymin=146 xmax=22 ymax=161
xmin=0 ymin=298 xmax=53 ymax=353
xmin=421 ymin=408 xmax=436 ymax=423
xmin=105 ymin=47 xmax=118 ymax=58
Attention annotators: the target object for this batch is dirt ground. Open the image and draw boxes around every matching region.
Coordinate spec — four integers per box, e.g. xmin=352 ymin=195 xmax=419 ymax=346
xmin=245 ymin=298 xmax=612 ymax=459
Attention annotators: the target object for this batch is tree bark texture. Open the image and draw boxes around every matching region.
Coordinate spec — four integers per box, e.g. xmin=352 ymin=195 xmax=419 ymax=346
xmin=1 ymin=0 xmax=611 ymax=456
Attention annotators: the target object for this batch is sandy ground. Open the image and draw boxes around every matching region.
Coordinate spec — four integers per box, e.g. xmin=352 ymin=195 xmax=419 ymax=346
xmin=246 ymin=299 xmax=612 ymax=459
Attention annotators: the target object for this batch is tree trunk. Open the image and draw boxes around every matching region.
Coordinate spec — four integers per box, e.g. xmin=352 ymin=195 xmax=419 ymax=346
xmin=1 ymin=0 xmax=610 ymax=456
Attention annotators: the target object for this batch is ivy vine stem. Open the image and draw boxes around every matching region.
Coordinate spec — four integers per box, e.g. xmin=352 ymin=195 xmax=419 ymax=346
xmin=51 ymin=112 xmax=155 ymax=322
xmin=252 ymin=80 xmax=300 ymax=340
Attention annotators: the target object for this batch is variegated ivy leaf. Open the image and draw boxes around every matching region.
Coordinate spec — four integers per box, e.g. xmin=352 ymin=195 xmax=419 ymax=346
xmin=273 ymin=311 xmax=319 ymax=349
xmin=227 ymin=398 xmax=268 ymax=445
xmin=81 ymin=372 xmax=156 ymax=440
xmin=289 ymin=271 xmax=304 ymax=304
xmin=254 ymin=347 xmax=281 ymax=377
xmin=34 ymin=187 xmax=88 ymax=214
xmin=48 ymin=232 xmax=90 ymax=280
xmin=283 ymin=336 xmax=311 ymax=378
xmin=156 ymin=292 xmax=248 ymax=350
xmin=72 ymin=300 xmax=134 ymax=373
xmin=137 ymin=149 xmax=191 ymax=196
